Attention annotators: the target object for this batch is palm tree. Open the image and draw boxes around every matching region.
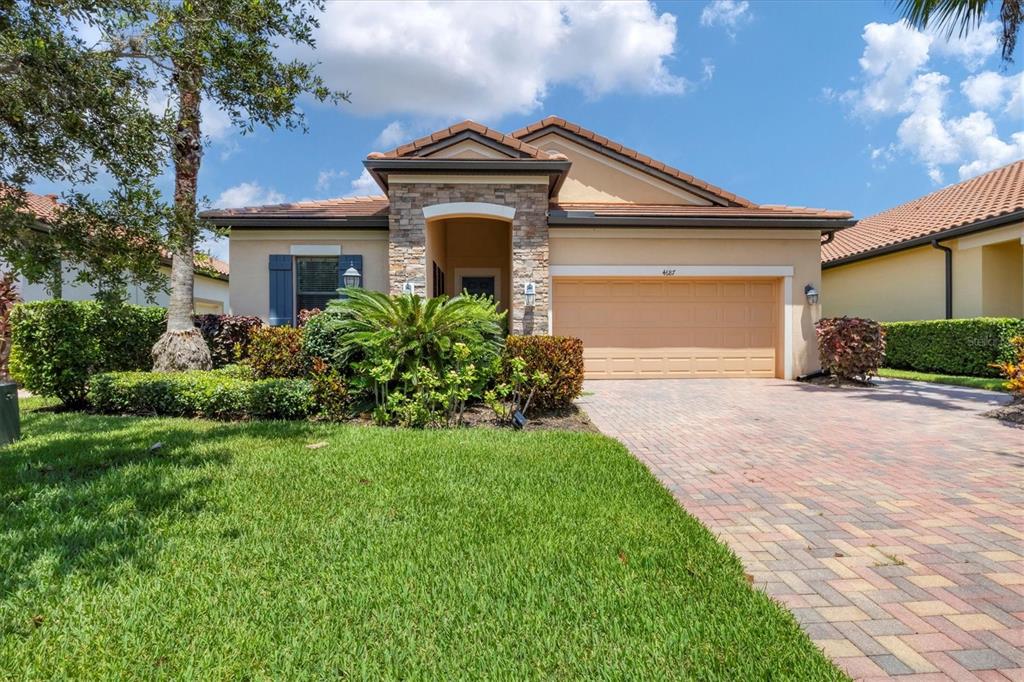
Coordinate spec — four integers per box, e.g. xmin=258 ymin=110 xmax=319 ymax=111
xmin=895 ymin=0 xmax=1023 ymax=62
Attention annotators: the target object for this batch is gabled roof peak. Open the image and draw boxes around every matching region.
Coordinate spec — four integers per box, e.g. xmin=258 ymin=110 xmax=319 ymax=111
xmin=510 ymin=116 xmax=756 ymax=208
xmin=372 ymin=119 xmax=553 ymax=160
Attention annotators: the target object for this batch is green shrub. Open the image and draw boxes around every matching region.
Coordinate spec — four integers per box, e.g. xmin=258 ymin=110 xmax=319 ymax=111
xmin=248 ymin=379 xmax=315 ymax=420
xmin=88 ymin=370 xmax=313 ymax=420
xmin=309 ymin=358 xmax=349 ymax=421
xmin=816 ymin=317 xmax=886 ymax=381
xmin=883 ymin=318 xmax=1024 ymax=377
xmin=10 ymin=300 xmax=166 ymax=404
xmin=302 ymin=308 xmax=346 ymax=369
xmin=316 ymin=290 xmax=505 ymax=410
xmin=246 ymin=326 xmax=309 ymax=378
xmin=195 ymin=314 xmax=263 ymax=367
xmin=502 ymin=336 xmax=584 ymax=409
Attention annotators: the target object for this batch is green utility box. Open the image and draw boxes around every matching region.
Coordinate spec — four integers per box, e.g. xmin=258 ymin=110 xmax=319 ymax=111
xmin=0 ymin=382 xmax=19 ymax=446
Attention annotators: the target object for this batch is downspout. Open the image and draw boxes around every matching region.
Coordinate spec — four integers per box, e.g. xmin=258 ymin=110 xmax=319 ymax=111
xmin=931 ymin=239 xmax=952 ymax=319
xmin=820 ymin=231 xmax=836 ymax=246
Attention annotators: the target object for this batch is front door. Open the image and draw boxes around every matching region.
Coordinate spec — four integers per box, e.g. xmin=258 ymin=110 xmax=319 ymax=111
xmin=461 ymin=276 xmax=496 ymax=299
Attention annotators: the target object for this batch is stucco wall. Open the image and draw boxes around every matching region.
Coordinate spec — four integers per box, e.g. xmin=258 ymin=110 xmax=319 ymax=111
xmin=549 ymin=228 xmax=823 ymax=377
xmin=823 ymin=226 xmax=1024 ymax=321
xmin=528 ymin=133 xmax=710 ymax=205
xmin=982 ymin=241 xmax=1023 ymax=316
xmin=12 ymin=263 xmax=228 ymax=313
xmin=228 ymin=230 xmax=388 ymax=319
xmin=822 ymin=245 xmax=945 ymax=321
xmin=443 ymin=218 xmax=511 ymax=311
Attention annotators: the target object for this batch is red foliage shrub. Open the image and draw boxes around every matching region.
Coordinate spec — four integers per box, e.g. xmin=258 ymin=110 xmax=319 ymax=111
xmin=816 ymin=316 xmax=885 ymax=381
xmin=502 ymin=335 xmax=584 ymax=409
xmin=0 ymin=272 xmax=20 ymax=381
xmin=246 ymin=326 xmax=309 ymax=378
xmin=194 ymin=314 xmax=263 ymax=367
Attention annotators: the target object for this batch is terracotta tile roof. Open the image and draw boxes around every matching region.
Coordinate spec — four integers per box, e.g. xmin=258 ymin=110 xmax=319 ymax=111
xmin=373 ymin=120 xmax=554 ymax=160
xmin=552 ymin=202 xmax=853 ymax=219
xmin=11 ymin=188 xmax=230 ymax=278
xmin=823 ymin=159 xmax=1024 ymax=264
xmin=202 ymin=195 xmax=390 ymax=219
xmin=512 ymin=116 xmax=757 ymax=208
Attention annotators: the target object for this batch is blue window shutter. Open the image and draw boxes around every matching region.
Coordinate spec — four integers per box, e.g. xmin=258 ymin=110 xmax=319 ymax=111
xmin=339 ymin=255 xmax=363 ymax=296
xmin=268 ymin=254 xmax=294 ymax=326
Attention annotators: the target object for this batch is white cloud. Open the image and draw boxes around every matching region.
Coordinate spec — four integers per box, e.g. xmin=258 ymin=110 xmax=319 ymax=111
xmin=948 ymin=113 xmax=1024 ymax=179
xmin=962 ymin=70 xmax=1024 ymax=118
xmin=301 ymin=1 xmax=686 ymax=120
xmin=212 ymin=182 xmax=285 ymax=209
xmin=700 ymin=1 xmax=751 ymax=35
xmin=931 ymin=20 xmax=999 ymax=71
xmin=315 ymin=169 xmax=348 ymax=192
xmin=345 ymin=169 xmax=382 ymax=197
xmin=841 ymin=20 xmax=1024 ymax=183
xmin=375 ymin=121 xmax=411 ymax=149
xmin=855 ymin=21 xmax=933 ymax=115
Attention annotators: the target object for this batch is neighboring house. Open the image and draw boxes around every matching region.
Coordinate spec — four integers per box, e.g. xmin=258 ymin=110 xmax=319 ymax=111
xmin=7 ymin=190 xmax=230 ymax=314
xmin=823 ymin=160 xmax=1024 ymax=322
xmin=203 ymin=117 xmax=853 ymax=379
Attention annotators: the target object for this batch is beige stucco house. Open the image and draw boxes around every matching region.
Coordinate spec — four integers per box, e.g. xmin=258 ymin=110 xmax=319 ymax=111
xmin=823 ymin=160 xmax=1024 ymax=321
xmin=204 ymin=117 xmax=853 ymax=379
xmin=9 ymin=190 xmax=230 ymax=313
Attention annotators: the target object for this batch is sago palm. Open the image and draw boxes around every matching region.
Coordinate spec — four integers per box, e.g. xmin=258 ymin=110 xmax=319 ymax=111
xmin=325 ymin=289 xmax=505 ymax=379
xmin=895 ymin=0 xmax=1023 ymax=62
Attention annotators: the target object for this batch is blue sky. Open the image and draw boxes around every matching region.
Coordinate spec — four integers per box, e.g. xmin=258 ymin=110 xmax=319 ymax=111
xmin=35 ymin=1 xmax=1024 ymax=261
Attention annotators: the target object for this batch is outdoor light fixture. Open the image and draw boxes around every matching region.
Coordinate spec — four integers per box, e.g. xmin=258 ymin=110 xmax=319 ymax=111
xmin=524 ymin=281 xmax=536 ymax=307
xmin=342 ymin=266 xmax=361 ymax=289
xmin=401 ymin=281 xmax=416 ymax=295
xmin=805 ymin=284 xmax=819 ymax=305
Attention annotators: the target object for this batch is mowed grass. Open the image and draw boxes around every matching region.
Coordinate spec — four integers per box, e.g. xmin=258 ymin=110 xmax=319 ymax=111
xmin=878 ymin=367 xmax=1008 ymax=392
xmin=1 ymin=400 xmax=845 ymax=680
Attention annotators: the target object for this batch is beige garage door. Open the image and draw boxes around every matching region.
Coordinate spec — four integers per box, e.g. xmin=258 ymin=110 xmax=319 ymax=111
xmin=552 ymin=277 xmax=780 ymax=379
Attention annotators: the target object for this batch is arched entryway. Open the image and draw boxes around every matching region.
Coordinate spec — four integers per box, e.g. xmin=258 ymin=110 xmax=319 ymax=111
xmin=423 ymin=202 xmax=513 ymax=314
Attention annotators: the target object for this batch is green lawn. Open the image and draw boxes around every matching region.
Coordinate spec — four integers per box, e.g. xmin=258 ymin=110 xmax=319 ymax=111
xmin=1 ymin=400 xmax=844 ymax=680
xmin=878 ymin=367 xmax=1008 ymax=392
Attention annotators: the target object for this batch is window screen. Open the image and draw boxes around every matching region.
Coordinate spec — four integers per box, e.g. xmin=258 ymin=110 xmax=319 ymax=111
xmin=296 ymin=256 xmax=339 ymax=312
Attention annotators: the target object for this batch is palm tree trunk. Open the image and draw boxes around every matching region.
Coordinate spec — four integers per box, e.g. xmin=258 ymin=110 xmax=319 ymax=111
xmin=152 ymin=64 xmax=212 ymax=371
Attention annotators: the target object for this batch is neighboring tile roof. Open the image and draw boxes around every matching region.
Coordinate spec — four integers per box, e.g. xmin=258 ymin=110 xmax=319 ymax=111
xmin=512 ymin=116 xmax=756 ymax=208
xmin=203 ymin=195 xmax=389 ymax=219
xmin=374 ymin=120 xmax=554 ymax=160
xmin=552 ymin=202 xmax=853 ymax=219
xmin=10 ymin=188 xmax=230 ymax=278
xmin=823 ymin=159 xmax=1024 ymax=264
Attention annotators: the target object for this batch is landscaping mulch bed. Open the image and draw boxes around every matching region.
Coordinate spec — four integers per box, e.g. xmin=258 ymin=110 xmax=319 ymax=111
xmin=985 ymin=399 xmax=1024 ymax=426
xmin=798 ymin=373 xmax=876 ymax=389
xmin=348 ymin=404 xmax=598 ymax=433
xmin=460 ymin=403 xmax=599 ymax=433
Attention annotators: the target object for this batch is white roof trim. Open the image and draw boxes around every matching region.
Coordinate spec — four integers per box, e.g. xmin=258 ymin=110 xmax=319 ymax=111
xmin=422 ymin=202 xmax=516 ymax=221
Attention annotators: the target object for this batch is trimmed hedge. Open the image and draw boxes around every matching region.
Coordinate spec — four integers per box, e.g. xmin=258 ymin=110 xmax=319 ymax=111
xmin=502 ymin=335 xmax=584 ymax=409
xmin=10 ymin=300 xmax=166 ymax=405
xmin=883 ymin=318 xmax=1024 ymax=377
xmin=88 ymin=369 xmax=314 ymax=420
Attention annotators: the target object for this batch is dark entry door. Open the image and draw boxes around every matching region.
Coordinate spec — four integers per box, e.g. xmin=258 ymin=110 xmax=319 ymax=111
xmin=461 ymin=276 xmax=496 ymax=299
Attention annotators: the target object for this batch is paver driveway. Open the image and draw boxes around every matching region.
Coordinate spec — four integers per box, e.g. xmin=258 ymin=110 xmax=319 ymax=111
xmin=580 ymin=379 xmax=1023 ymax=681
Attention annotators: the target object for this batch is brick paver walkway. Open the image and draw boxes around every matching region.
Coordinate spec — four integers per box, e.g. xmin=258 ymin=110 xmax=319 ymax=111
xmin=580 ymin=379 xmax=1023 ymax=681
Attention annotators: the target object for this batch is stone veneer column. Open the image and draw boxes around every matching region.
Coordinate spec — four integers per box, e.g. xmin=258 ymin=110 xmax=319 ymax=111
xmin=386 ymin=181 xmax=550 ymax=335
xmin=509 ymin=186 xmax=550 ymax=336
xmin=387 ymin=185 xmax=427 ymax=294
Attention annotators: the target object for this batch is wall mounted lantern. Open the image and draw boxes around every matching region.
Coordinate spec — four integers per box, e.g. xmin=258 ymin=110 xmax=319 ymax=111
xmin=524 ymin=282 xmax=536 ymax=307
xmin=342 ymin=266 xmax=361 ymax=289
xmin=804 ymin=284 xmax=819 ymax=305
xmin=401 ymin=281 xmax=417 ymax=295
